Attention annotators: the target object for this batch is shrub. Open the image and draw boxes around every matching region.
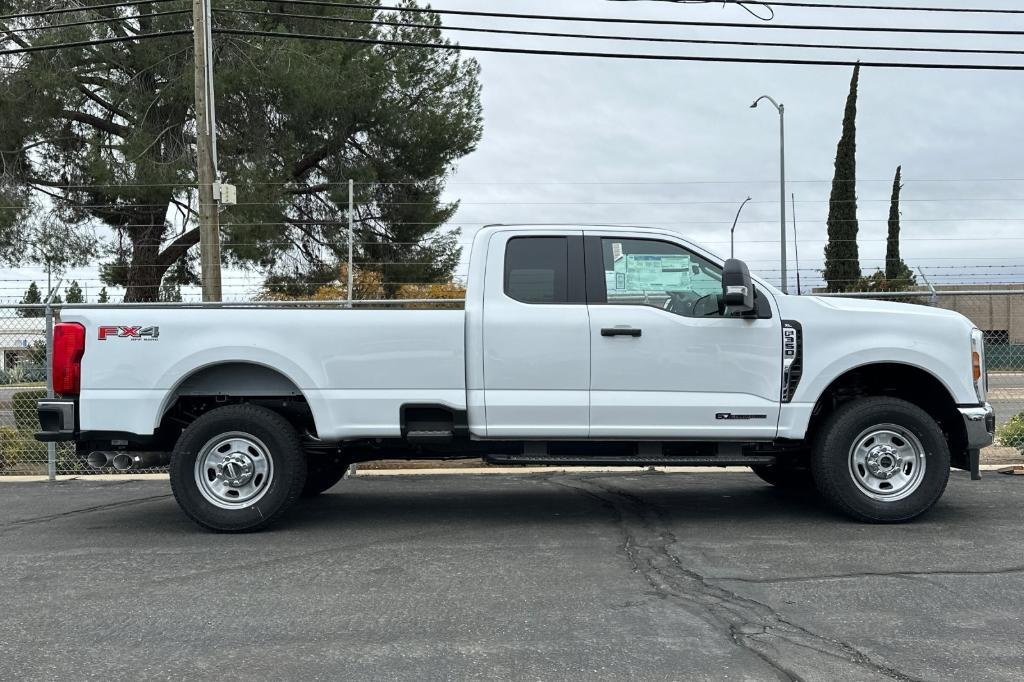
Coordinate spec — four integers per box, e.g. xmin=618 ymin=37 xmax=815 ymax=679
xmin=996 ymin=412 xmax=1024 ymax=452
xmin=12 ymin=389 xmax=47 ymax=432
xmin=0 ymin=426 xmax=47 ymax=472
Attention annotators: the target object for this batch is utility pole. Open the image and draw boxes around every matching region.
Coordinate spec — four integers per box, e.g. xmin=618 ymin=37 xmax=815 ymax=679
xmin=193 ymin=0 xmax=221 ymax=301
xmin=347 ymin=179 xmax=354 ymax=308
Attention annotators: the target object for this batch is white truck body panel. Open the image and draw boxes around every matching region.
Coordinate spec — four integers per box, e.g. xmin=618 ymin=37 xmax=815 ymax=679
xmin=66 ymin=309 xmax=466 ymax=440
xmin=60 ymin=224 xmax=981 ymax=445
xmin=479 ymin=229 xmax=591 ymax=438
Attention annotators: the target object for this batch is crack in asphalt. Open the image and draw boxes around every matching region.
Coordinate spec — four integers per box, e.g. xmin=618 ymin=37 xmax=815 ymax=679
xmin=552 ymin=474 xmax=921 ymax=682
xmin=0 ymin=494 xmax=172 ymax=532
xmin=711 ymin=566 xmax=1024 ymax=584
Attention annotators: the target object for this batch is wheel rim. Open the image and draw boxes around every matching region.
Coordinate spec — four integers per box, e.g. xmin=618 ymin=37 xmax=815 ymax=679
xmin=847 ymin=424 xmax=927 ymax=502
xmin=194 ymin=432 xmax=274 ymax=510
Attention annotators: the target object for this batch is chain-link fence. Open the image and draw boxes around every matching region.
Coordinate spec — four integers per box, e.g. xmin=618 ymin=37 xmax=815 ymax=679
xmin=2 ymin=292 xmax=1023 ymax=476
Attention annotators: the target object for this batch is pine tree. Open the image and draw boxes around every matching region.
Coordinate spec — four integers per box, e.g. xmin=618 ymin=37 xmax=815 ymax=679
xmin=18 ymin=282 xmax=42 ymax=318
xmin=823 ymin=64 xmax=862 ymax=292
xmin=65 ymin=280 xmax=84 ymax=304
xmin=97 ymin=287 xmax=109 ymax=304
xmin=884 ymin=166 xmax=915 ymax=284
xmin=1 ymin=3 xmax=482 ymax=301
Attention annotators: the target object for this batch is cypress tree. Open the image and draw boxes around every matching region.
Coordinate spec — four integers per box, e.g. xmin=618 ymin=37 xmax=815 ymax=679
xmin=65 ymin=281 xmax=84 ymax=304
xmin=18 ymin=282 xmax=42 ymax=318
xmin=823 ymin=64 xmax=862 ymax=292
xmin=884 ymin=166 xmax=914 ymax=284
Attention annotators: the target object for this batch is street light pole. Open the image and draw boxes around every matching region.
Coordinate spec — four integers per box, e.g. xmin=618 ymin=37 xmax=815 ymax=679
xmin=791 ymin=192 xmax=802 ymax=295
xmin=751 ymin=95 xmax=788 ymax=294
xmin=730 ymin=196 xmax=753 ymax=259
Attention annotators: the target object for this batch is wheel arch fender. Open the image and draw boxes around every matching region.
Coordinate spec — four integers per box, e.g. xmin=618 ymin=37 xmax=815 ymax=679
xmin=155 ymin=348 xmax=326 ymax=434
xmin=798 ymin=348 xmax=968 ymax=407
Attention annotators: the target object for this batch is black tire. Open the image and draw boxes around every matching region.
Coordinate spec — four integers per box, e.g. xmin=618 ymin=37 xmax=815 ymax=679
xmin=811 ymin=397 xmax=950 ymax=523
xmin=302 ymin=455 xmax=350 ymax=497
xmin=169 ymin=404 xmax=307 ymax=532
xmin=751 ymin=460 xmax=814 ymax=489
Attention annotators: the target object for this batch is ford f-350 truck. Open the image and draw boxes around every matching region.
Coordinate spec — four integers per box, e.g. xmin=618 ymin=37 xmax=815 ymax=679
xmin=36 ymin=225 xmax=994 ymax=531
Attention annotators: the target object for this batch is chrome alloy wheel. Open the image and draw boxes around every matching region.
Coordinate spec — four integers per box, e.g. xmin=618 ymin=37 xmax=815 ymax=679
xmin=194 ymin=432 xmax=274 ymax=510
xmin=847 ymin=424 xmax=927 ymax=502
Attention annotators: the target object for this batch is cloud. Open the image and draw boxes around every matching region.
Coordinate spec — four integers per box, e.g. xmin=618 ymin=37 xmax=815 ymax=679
xmin=438 ymin=0 xmax=1024 ymax=289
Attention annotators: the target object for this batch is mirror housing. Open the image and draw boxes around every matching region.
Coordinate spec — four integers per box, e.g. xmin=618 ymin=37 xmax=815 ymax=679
xmin=722 ymin=259 xmax=755 ymax=312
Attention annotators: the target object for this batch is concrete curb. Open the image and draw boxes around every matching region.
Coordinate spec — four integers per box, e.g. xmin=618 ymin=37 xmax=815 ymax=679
xmin=1 ymin=464 xmax=1019 ymax=482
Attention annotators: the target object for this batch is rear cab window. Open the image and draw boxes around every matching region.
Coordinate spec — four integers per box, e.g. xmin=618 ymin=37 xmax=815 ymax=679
xmin=504 ymin=236 xmax=585 ymax=304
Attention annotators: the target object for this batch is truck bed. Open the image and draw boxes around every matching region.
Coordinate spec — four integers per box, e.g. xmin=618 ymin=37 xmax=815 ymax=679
xmin=63 ymin=308 xmax=467 ymax=440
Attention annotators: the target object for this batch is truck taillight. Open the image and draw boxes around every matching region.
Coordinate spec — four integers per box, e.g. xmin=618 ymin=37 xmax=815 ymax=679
xmin=52 ymin=322 xmax=85 ymax=395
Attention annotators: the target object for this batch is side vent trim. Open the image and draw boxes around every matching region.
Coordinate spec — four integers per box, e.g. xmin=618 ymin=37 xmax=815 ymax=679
xmin=782 ymin=320 xmax=803 ymax=403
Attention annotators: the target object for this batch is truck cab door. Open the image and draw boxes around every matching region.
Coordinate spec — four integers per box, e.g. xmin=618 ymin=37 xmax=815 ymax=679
xmin=584 ymin=232 xmax=782 ymax=439
xmin=480 ymin=231 xmax=590 ymax=438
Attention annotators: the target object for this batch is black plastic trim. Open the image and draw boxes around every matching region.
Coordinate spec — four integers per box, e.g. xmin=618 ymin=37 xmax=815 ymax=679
xmin=781 ymin=320 xmax=803 ymax=402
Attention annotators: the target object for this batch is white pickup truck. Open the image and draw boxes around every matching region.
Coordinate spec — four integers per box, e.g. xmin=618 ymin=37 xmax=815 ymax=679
xmin=37 ymin=225 xmax=994 ymax=531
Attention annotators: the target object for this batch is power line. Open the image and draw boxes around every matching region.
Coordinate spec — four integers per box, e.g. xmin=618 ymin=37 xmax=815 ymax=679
xmin=618 ymin=0 xmax=1024 ymax=15
xmin=241 ymin=1 xmax=1024 ymax=37
xmin=216 ymin=8 xmax=1024 ymax=58
xmin=0 ymin=0 xmax=182 ymax=23
xmin=0 ymin=10 xmax=190 ymax=36
xmin=0 ymin=30 xmax=191 ymax=56
xmin=212 ymin=27 xmax=1024 ymax=71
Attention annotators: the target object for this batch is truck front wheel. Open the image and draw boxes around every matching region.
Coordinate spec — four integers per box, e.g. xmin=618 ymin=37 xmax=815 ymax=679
xmin=169 ymin=404 xmax=307 ymax=532
xmin=811 ymin=397 xmax=950 ymax=523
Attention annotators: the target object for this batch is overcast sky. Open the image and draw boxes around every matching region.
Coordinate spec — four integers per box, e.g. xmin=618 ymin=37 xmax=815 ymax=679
xmin=7 ymin=0 xmax=1024 ymax=301
xmin=436 ymin=0 xmax=1024 ymax=292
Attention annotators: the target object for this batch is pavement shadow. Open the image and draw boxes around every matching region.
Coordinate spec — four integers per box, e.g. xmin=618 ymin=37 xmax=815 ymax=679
xmin=275 ymin=472 xmax=843 ymax=532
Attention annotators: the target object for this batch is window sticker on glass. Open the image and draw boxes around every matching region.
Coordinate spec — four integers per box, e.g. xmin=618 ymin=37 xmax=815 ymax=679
xmin=616 ymin=254 xmax=692 ymax=291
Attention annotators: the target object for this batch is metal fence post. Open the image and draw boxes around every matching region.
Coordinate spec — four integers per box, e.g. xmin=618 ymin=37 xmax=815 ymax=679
xmin=44 ymin=301 xmax=55 ymax=481
xmin=917 ymin=267 xmax=938 ymax=307
xmin=44 ymin=280 xmax=62 ymax=481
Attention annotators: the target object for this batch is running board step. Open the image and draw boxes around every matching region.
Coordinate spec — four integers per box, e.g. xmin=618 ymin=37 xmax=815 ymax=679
xmin=483 ymin=454 xmax=776 ymax=467
xmin=406 ymin=429 xmax=454 ymax=444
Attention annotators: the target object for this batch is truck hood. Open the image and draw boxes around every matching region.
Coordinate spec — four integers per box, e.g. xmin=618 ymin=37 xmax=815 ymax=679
xmin=797 ymin=295 xmax=968 ymax=322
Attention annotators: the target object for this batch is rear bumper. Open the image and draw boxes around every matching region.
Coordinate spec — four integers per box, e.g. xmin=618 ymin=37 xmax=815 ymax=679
xmin=35 ymin=399 xmax=77 ymax=442
xmin=959 ymin=403 xmax=995 ymax=450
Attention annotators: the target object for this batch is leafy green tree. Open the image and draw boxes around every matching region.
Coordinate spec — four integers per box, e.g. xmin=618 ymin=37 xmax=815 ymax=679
xmin=65 ymin=280 xmax=84 ymax=304
xmin=18 ymin=282 xmax=42 ymax=318
xmin=1 ymin=1 xmax=482 ymax=301
xmin=159 ymin=282 xmax=183 ymax=302
xmin=823 ymin=64 xmax=862 ymax=292
xmin=884 ymin=166 xmax=915 ymax=285
xmin=97 ymin=286 xmax=109 ymax=303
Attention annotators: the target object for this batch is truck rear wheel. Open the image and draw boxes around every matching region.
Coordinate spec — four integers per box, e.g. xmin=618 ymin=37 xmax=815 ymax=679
xmin=169 ymin=404 xmax=307 ymax=532
xmin=811 ymin=397 xmax=950 ymax=523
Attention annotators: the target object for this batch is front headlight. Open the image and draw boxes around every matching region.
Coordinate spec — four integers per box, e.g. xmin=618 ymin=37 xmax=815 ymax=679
xmin=971 ymin=328 xmax=987 ymax=402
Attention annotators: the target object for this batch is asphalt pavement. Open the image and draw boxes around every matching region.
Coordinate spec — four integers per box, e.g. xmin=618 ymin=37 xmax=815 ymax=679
xmin=0 ymin=471 xmax=1021 ymax=681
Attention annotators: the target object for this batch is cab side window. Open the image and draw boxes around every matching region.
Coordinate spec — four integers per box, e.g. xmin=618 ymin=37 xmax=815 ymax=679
xmin=504 ymin=237 xmax=570 ymax=304
xmin=600 ymin=238 xmax=725 ymax=318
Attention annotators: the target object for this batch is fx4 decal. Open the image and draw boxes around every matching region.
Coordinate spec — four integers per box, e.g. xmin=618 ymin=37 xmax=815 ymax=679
xmin=98 ymin=325 xmax=160 ymax=341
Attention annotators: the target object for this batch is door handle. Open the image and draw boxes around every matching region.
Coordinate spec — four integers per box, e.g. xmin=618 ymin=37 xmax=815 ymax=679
xmin=601 ymin=327 xmax=642 ymax=337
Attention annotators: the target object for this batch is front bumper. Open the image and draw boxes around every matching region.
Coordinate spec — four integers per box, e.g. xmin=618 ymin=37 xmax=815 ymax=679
xmin=959 ymin=403 xmax=995 ymax=450
xmin=35 ymin=399 xmax=77 ymax=442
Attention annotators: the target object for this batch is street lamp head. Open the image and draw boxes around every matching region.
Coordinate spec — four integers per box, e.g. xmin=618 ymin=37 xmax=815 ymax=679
xmin=750 ymin=100 xmax=759 ymax=109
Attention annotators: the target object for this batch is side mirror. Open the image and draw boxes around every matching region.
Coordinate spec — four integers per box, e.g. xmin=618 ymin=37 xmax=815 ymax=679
xmin=722 ymin=259 xmax=754 ymax=312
